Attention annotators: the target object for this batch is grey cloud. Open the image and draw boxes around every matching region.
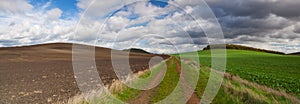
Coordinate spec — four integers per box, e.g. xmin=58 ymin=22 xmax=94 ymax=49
xmin=9 ymin=22 xmax=15 ymax=26
xmin=192 ymin=38 xmax=208 ymax=45
xmin=199 ymin=0 xmax=299 ymax=42
xmin=269 ymin=33 xmax=300 ymax=39
xmin=294 ymin=24 xmax=300 ymax=33
xmin=207 ymin=0 xmax=300 ymax=19
xmin=271 ymin=0 xmax=300 ymax=18
xmin=158 ymin=37 xmax=208 ymax=46
xmin=0 ymin=40 xmax=19 ymax=46
xmin=187 ymin=31 xmax=206 ymax=38
xmin=220 ymin=16 xmax=290 ymax=30
xmin=219 ymin=15 xmax=291 ymax=39
xmin=235 ymin=35 xmax=267 ymax=43
xmin=206 ymin=0 xmax=271 ymax=18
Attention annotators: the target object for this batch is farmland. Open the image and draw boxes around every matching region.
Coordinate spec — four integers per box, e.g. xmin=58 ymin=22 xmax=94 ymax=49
xmin=195 ymin=49 xmax=300 ymax=98
xmin=73 ymin=49 xmax=300 ymax=103
xmin=0 ymin=43 xmax=169 ymax=104
xmin=1 ymin=43 xmax=299 ymax=104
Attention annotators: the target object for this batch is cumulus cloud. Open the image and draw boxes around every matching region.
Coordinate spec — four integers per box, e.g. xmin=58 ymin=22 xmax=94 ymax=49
xmin=194 ymin=0 xmax=300 ymax=53
xmin=293 ymin=23 xmax=300 ymax=33
xmin=46 ymin=8 xmax=63 ymax=20
xmin=0 ymin=0 xmax=33 ymax=16
xmin=0 ymin=0 xmax=300 ymax=54
xmin=72 ymin=1 xmax=208 ymax=53
xmin=64 ymin=0 xmax=300 ymax=53
xmin=77 ymin=0 xmax=128 ymax=18
xmin=206 ymin=0 xmax=300 ymax=19
xmin=0 ymin=0 xmax=75 ymax=46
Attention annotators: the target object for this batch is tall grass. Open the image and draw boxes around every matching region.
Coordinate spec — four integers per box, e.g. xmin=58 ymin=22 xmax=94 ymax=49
xmin=64 ymin=69 xmax=150 ymax=104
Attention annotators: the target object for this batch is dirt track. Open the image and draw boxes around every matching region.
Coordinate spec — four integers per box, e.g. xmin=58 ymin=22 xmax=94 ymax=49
xmin=126 ymin=57 xmax=200 ymax=104
xmin=173 ymin=58 xmax=200 ymax=104
xmin=0 ymin=43 xmax=169 ymax=104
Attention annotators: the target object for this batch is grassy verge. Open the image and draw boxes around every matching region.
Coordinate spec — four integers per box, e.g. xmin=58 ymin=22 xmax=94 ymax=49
xmin=149 ymin=57 xmax=180 ymax=103
xmin=194 ymin=66 xmax=210 ymax=99
xmin=218 ymin=74 xmax=297 ymax=104
xmin=193 ymin=65 xmax=299 ymax=104
xmin=114 ymin=61 xmax=167 ymax=101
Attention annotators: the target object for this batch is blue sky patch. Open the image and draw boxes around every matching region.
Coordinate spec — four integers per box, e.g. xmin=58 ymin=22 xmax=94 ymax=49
xmin=126 ymin=21 xmax=150 ymax=28
xmin=29 ymin=0 xmax=79 ymax=19
xmin=155 ymin=13 xmax=169 ymax=19
xmin=149 ymin=0 xmax=169 ymax=8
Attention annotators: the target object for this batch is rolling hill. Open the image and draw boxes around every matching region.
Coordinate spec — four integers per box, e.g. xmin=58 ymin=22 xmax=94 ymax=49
xmin=203 ymin=44 xmax=286 ymax=55
xmin=1 ymin=43 xmax=299 ymax=104
xmin=289 ymin=52 xmax=300 ymax=55
xmin=0 ymin=43 xmax=168 ymax=104
xmin=123 ymin=48 xmax=151 ymax=54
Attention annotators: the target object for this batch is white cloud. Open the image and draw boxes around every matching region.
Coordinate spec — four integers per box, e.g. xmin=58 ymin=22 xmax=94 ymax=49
xmin=0 ymin=0 xmax=33 ymax=16
xmin=133 ymin=2 xmax=167 ymax=16
xmin=0 ymin=0 xmax=299 ymax=54
xmin=106 ymin=16 xmax=130 ymax=32
xmin=46 ymin=8 xmax=63 ymax=20
xmin=73 ymin=1 xmax=214 ymax=53
xmin=77 ymin=0 xmax=126 ymax=18
xmin=0 ymin=0 xmax=75 ymax=46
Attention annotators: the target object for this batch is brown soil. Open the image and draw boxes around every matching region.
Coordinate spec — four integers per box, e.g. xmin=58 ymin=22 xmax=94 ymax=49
xmin=0 ymin=43 xmax=169 ymax=104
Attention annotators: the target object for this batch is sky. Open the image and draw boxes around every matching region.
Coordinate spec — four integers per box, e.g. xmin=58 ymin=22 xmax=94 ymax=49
xmin=0 ymin=0 xmax=299 ymax=54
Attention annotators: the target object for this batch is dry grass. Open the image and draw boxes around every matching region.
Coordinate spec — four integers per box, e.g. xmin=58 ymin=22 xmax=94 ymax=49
xmin=222 ymin=79 xmax=267 ymax=103
xmin=65 ymin=89 xmax=106 ymax=104
xmin=223 ymin=72 xmax=300 ymax=104
xmin=61 ymin=69 xmax=151 ymax=104
xmin=109 ymin=76 xmax=133 ymax=94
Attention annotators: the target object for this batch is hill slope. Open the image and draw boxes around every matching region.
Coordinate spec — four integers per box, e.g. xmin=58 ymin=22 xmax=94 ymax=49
xmin=123 ymin=48 xmax=151 ymax=54
xmin=203 ymin=44 xmax=285 ymax=55
xmin=0 ymin=43 xmax=168 ymax=104
xmin=289 ymin=52 xmax=300 ymax=55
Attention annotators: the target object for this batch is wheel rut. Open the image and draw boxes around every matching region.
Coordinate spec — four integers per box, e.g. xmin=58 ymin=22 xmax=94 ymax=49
xmin=127 ymin=57 xmax=201 ymax=104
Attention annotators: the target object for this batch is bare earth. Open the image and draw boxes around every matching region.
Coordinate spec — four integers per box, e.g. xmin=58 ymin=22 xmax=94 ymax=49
xmin=0 ymin=43 xmax=169 ymax=104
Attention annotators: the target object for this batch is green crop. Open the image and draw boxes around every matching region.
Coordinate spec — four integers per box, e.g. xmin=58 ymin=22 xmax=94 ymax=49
xmin=180 ymin=49 xmax=300 ymax=98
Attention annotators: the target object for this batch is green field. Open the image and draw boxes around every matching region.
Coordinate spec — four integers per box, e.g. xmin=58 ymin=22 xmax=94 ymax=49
xmin=194 ymin=49 xmax=300 ymax=98
xmin=69 ymin=49 xmax=300 ymax=104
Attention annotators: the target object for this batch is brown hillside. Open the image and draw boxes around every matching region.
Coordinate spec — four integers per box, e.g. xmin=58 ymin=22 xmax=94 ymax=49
xmin=0 ymin=43 xmax=169 ymax=104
